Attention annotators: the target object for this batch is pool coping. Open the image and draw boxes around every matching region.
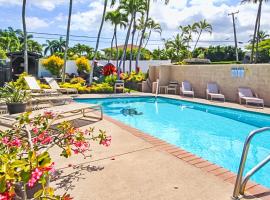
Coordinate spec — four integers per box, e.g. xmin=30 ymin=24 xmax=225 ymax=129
xmin=103 ymin=114 xmax=270 ymax=200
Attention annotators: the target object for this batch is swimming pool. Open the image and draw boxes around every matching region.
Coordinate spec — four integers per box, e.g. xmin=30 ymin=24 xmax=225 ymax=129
xmin=76 ymin=97 xmax=270 ymax=188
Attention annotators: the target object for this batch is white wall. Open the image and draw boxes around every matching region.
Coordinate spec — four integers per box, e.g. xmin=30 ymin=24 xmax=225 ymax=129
xmin=38 ymin=59 xmax=171 ymax=77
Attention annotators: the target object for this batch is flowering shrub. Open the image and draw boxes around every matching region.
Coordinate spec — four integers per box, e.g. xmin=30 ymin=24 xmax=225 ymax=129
xmin=102 ymin=63 xmax=117 ymax=76
xmin=121 ymin=71 xmax=146 ymax=83
xmin=76 ymin=57 xmax=91 ymax=74
xmin=0 ymin=112 xmax=111 ymax=199
xmin=104 ymin=75 xmax=117 ymax=86
xmin=42 ymin=55 xmax=64 ymax=76
xmin=70 ymin=77 xmax=86 ymax=85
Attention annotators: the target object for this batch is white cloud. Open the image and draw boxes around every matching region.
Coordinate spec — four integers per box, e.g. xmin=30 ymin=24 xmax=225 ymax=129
xmin=26 ymin=17 xmax=49 ymax=30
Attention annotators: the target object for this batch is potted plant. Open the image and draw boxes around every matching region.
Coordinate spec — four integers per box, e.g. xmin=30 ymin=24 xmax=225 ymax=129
xmin=0 ymin=111 xmax=111 ymax=199
xmin=0 ymin=82 xmax=30 ymax=114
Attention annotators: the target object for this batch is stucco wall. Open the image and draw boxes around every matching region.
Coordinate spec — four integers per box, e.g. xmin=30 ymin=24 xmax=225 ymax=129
xmin=149 ymin=64 xmax=270 ymax=105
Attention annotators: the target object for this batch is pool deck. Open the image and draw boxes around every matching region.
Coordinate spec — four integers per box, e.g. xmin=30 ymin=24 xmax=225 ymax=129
xmin=1 ymin=93 xmax=270 ymax=199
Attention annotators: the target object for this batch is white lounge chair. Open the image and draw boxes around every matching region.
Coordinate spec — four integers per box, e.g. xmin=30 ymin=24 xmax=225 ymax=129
xmin=181 ymin=81 xmax=194 ymax=97
xmin=24 ymin=76 xmax=60 ymax=96
xmin=167 ymin=81 xmax=178 ymax=95
xmin=45 ymin=77 xmax=78 ymax=94
xmin=206 ymin=82 xmax=225 ymax=102
xmin=238 ymin=87 xmax=264 ymax=107
xmin=0 ymin=102 xmax=103 ymax=128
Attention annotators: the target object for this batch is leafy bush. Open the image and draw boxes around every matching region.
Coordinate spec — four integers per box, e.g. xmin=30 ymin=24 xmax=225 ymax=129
xmin=0 ymin=82 xmax=29 ymax=103
xmin=104 ymin=75 xmax=117 ymax=86
xmin=76 ymin=57 xmax=91 ymax=73
xmin=70 ymin=77 xmax=86 ymax=85
xmin=12 ymin=73 xmax=50 ymax=90
xmin=42 ymin=55 xmax=64 ymax=76
xmin=102 ymin=63 xmax=117 ymax=76
xmin=89 ymin=83 xmax=113 ymax=93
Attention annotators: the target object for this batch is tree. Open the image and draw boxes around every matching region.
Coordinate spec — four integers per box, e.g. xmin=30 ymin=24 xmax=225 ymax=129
xmin=179 ymin=23 xmax=198 ymax=50
xmin=193 ymin=19 xmax=212 ymax=53
xmin=90 ymin=0 xmax=116 ymax=84
xmin=105 ymin=9 xmax=127 ymax=65
xmin=62 ymin=0 xmax=73 ymax=82
xmin=22 ymin=0 xmax=28 ymax=73
xmin=136 ymin=0 xmax=169 ymax=70
xmin=165 ymin=33 xmax=188 ymax=62
xmin=43 ymin=37 xmax=66 ymax=56
xmin=68 ymin=43 xmax=94 ymax=58
xmin=143 ymin=18 xmax=162 ymax=48
xmin=241 ymin=0 xmax=269 ymax=63
xmin=27 ymin=40 xmax=42 ymax=54
xmin=0 ymin=29 xmax=20 ymax=52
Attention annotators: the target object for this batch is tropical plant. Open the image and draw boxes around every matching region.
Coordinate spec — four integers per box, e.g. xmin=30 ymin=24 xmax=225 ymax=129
xmin=102 ymin=63 xmax=117 ymax=76
xmin=0 ymin=47 xmax=6 ymax=59
xmin=42 ymin=55 xmax=64 ymax=76
xmin=43 ymin=37 xmax=66 ymax=56
xmin=165 ymin=33 xmax=188 ymax=62
xmin=0 ymin=29 xmax=20 ymax=52
xmin=105 ymin=9 xmax=128 ymax=65
xmin=136 ymin=0 xmax=169 ymax=70
xmin=179 ymin=23 xmax=198 ymax=50
xmin=241 ymin=0 xmax=269 ymax=63
xmin=0 ymin=112 xmax=111 ymax=199
xmin=0 ymin=82 xmax=29 ymax=103
xmin=193 ymin=19 xmax=212 ymax=53
xmin=76 ymin=57 xmax=91 ymax=74
xmin=27 ymin=40 xmax=42 ymax=54
xmin=143 ymin=18 xmax=162 ymax=48
xmin=68 ymin=43 xmax=94 ymax=58
xmin=70 ymin=77 xmax=86 ymax=85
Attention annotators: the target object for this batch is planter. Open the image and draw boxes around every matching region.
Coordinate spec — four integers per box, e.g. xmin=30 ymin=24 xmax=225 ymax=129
xmin=6 ymin=102 xmax=27 ymax=114
xmin=125 ymin=81 xmax=138 ymax=90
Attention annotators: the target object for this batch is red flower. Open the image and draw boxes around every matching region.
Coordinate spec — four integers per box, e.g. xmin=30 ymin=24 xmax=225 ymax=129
xmin=102 ymin=63 xmax=117 ymax=76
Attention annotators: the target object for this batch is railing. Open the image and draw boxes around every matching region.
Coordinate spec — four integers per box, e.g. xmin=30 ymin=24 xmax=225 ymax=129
xmin=232 ymin=127 xmax=270 ymax=199
xmin=155 ymin=79 xmax=159 ymax=98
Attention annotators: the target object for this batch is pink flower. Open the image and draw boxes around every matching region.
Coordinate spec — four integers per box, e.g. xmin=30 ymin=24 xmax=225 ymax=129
xmin=32 ymin=128 xmax=39 ymax=134
xmin=44 ymin=111 xmax=55 ymax=119
xmin=10 ymin=138 xmax=21 ymax=148
xmin=41 ymin=136 xmax=52 ymax=145
xmin=28 ymin=168 xmax=43 ymax=187
xmin=2 ymin=137 xmax=9 ymax=145
xmin=101 ymin=136 xmax=111 ymax=147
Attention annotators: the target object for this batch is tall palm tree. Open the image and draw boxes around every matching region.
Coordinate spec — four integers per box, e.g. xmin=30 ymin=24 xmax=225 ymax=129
xmin=118 ymin=0 xmax=143 ymax=73
xmin=136 ymin=0 xmax=169 ymax=70
xmin=143 ymin=18 xmax=162 ymax=49
xmin=241 ymin=0 xmax=269 ymax=63
xmin=62 ymin=0 xmax=73 ymax=82
xmin=43 ymin=38 xmax=66 ymax=56
xmin=165 ymin=33 xmax=188 ymax=62
xmin=105 ymin=9 xmax=127 ymax=64
xmin=179 ymin=23 xmax=198 ymax=50
xmin=22 ymin=0 xmax=28 ymax=73
xmin=90 ymin=0 xmax=116 ymax=84
xmin=193 ymin=19 xmax=212 ymax=53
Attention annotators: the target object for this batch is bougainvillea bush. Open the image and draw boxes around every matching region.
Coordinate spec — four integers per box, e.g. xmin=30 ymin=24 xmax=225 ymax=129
xmin=0 ymin=112 xmax=111 ymax=199
xmin=102 ymin=63 xmax=117 ymax=76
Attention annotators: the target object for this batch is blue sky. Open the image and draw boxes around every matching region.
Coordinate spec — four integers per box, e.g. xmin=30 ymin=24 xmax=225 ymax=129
xmin=0 ymin=0 xmax=269 ymax=50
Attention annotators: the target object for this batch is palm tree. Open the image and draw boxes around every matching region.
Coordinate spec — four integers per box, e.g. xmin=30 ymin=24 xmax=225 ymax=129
xmin=193 ymin=20 xmax=212 ymax=53
xmin=43 ymin=38 xmax=66 ymax=56
xmin=241 ymin=0 xmax=269 ymax=63
xmin=62 ymin=0 xmax=73 ymax=82
xmin=22 ymin=0 xmax=28 ymax=73
xmin=69 ymin=43 xmax=94 ymax=57
xmin=90 ymin=0 xmax=116 ymax=84
xmin=26 ymin=40 xmax=42 ymax=54
xmin=118 ymin=0 xmax=144 ymax=73
xmin=179 ymin=23 xmax=198 ymax=50
xmin=143 ymin=18 xmax=162 ymax=48
xmin=0 ymin=29 xmax=20 ymax=52
xmin=105 ymin=9 xmax=127 ymax=64
xmin=165 ymin=34 xmax=188 ymax=62
xmin=136 ymin=0 xmax=169 ymax=70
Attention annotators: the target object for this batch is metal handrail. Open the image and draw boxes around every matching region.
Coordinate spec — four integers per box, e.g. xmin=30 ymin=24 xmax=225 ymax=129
xmin=155 ymin=79 xmax=159 ymax=98
xmin=232 ymin=127 xmax=270 ymax=199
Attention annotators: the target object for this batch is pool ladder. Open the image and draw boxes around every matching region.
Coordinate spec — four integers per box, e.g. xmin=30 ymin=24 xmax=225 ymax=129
xmin=232 ymin=127 xmax=270 ymax=199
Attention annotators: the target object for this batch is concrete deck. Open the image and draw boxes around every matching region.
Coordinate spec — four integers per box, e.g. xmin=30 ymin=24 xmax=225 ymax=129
xmin=1 ymin=93 xmax=270 ymax=199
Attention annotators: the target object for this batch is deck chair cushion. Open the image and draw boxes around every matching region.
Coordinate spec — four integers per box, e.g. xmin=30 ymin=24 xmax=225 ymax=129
xmin=239 ymin=88 xmax=253 ymax=97
xmin=207 ymin=83 xmax=219 ymax=94
xmin=182 ymin=81 xmax=192 ymax=91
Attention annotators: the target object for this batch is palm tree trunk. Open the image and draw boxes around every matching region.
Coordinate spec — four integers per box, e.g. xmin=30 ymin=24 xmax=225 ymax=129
xmin=63 ymin=0 xmax=73 ymax=82
xmin=109 ymin=26 xmax=116 ymax=62
xmin=250 ymin=0 xmax=262 ymax=63
xmin=118 ymin=12 xmax=134 ymax=73
xmin=115 ymin=27 xmax=120 ymax=79
xmin=22 ymin=0 xmax=28 ymax=73
xmin=129 ymin=15 xmax=136 ymax=73
xmin=89 ymin=0 xmax=108 ymax=84
xmin=136 ymin=0 xmax=150 ymax=70
xmin=144 ymin=30 xmax=152 ymax=49
xmin=135 ymin=31 xmax=140 ymax=46
xmin=255 ymin=2 xmax=262 ymax=63
xmin=193 ymin=29 xmax=202 ymax=53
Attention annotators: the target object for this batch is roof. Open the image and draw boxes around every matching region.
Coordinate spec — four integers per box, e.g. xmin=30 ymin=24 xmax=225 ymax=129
xmin=6 ymin=51 xmax=42 ymax=58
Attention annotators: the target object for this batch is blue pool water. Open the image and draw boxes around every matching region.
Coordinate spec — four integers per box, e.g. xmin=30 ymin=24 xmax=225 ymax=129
xmin=76 ymin=97 xmax=270 ymax=188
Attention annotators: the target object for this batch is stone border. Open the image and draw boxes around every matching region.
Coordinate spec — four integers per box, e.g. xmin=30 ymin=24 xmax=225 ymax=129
xmin=104 ymin=115 xmax=270 ymax=200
